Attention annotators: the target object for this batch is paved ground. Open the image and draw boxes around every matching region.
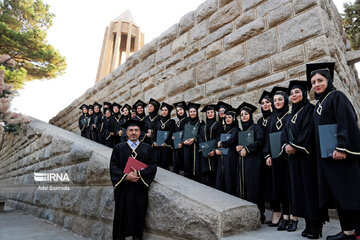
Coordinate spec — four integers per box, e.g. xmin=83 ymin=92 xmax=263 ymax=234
xmin=0 ymin=207 xmax=342 ymax=240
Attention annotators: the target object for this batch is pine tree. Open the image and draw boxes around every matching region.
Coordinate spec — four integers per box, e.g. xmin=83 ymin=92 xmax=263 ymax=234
xmin=343 ymin=0 xmax=360 ymax=50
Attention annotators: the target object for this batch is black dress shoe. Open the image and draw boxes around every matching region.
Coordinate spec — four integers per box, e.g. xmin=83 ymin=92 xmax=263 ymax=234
xmin=287 ymin=219 xmax=298 ymax=232
xmin=326 ymin=232 xmax=355 ymax=240
xmin=268 ymin=218 xmax=281 ymax=227
xmin=277 ymin=219 xmax=290 ymax=231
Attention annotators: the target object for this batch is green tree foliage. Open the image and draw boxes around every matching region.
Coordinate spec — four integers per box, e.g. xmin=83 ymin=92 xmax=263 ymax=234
xmin=0 ymin=0 xmax=66 ymax=89
xmin=343 ymin=0 xmax=360 ymax=50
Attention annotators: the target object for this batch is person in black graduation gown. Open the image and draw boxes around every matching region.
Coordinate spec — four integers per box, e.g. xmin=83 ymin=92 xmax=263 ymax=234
xmin=172 ymin=101 xmax=187 ymax=174
xmin=118 ymin=104 xmax=132 ymax=143
xmin=216 ymin=101 xmax=232 ymax=131
xmin=152 ymin=102 xmax=175 ymax=170
xmin=264 ymin=87 xmax=292 ymax=230
xmin=183 ymin=102 xmax=201 ymax=181
xmin=132 ymin=100 xmax=148 ymax=142
xmin=78 ymin=104 xmax=91 ymax=139
xmin=215 ymin=107 xmax=239 ymax=196
xmin=307 ymin=62 xmax=360 ymax=240
xmin=88 ymin=105 xmax=96 ymax=141
xmin=236 ymin=102 xmax=266 ymax=223
xmin=143 ymin=99 xmax=160 ymax=144
xmin=109 ymin=102 xmax=122 ymax=147
xmin=92 ymin=102 xmax=103 ymax=144
xmin=110 ymin=119 xmax=157 ymax=240
xmin=281 ymin=80 xmax=328 ymax=237
xmin=199 ymin=104 xmax=222 ymax=187
xmin=102 ymin=108 xmax=114 ymax=148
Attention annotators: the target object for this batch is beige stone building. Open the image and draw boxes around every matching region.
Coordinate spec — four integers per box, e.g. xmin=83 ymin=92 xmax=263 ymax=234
xmin=95 ymin=10 xmax=144 ymax=83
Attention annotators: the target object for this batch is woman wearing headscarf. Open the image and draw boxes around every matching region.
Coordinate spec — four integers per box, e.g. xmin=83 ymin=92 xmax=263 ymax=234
xmin=236 ymin=102 xmax=265 ymax=223
xmin=172 ymin=101 xmax=188 ymax=174
xmin=109 ymin=102 xmax=122 ymax=147
xmin=264 ymin=87 xmax=292 ymax=230
xmin=144 ymin=99 xmax=160 ymax=144
xmin=215 ymin=107 xmax=239 ymax=196
xmin=102 ymin=108 xmax=114 ymax=148
xmin=118 ymin=104 xmax=132 ymax=143
xmin=216 ymin=101 xmax=232 ymax=131
xmin=132 ymin=100 xmax=149 ymax=143
xmin=152 ymin=102 xmax=175 ymax=170
xmin=92 ymin=102 xmax=103 ymax=144
xmin=199 ymin=104 xmax=222 ymax=187
xmin=78 ymin=104 xmax=90 ymax=139
xmin=281 ymin=80 xmax=328 ymax=238
xmin=183 ymin=102 xmax=201 ymax=181
xmin=307 ymin=62 xmax=360 ymax=240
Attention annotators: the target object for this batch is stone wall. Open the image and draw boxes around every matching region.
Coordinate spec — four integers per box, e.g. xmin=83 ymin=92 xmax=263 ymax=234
xmin=0 ymin=119 xmax=259 ymax=240
xmin=50 ymin=0 xmax=360 ymax=133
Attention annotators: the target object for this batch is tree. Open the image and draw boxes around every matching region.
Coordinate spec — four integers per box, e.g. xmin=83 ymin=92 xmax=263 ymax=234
xmin=343 ymin=0 xmax=360 ymax=50
xmin=0 ymin=0 xmax=66 ymax=89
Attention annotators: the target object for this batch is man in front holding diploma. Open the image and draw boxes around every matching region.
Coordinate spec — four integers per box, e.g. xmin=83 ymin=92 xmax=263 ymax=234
xmin=110 ymin=119 xmax=157 ymax=240
xmin=307 ymin=62 xmax=360 ymax=240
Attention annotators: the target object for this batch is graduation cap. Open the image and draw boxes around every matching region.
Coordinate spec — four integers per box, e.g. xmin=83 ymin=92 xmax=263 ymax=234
xmin=270 ymin=86 xmax=289 ymax=98
xmin=88 ymin=104 xmax=94 ymax=110
xmin=160 ymin=102 xmax=174 ymax=112
xmin=103 ymin=102 xmax=112 ymax=109
xmin=201 ymin=104 xmax=217 ymax=113
xmin=306 ymin=62 xmax=335 ymax=90
xmin=104 ymin=108 xmax=112 ymax=114
xmin=149 ymin=98 xmax=160 ymax=108
xmin=79 ymin=104 xmax=88 ymax=110
xmin=225 ymin=107 xmax=239 ymax=117
xmin=133 ymin=99 xmax=147 ymax=109
xmin=216 ymin=101 xmax=232 ymax=112
xmin=93 ymin=102 xmax=102 ymax=109
xmin=122 ymin=119 xmax=144 ymax=129
xmin=173 ymin=101 xmax=187 ymax=110
xmin=237 ymin=102 xmax=257 ymax=114
xmin=187 ymin=102 xmax=201 ymax=111
xmin=121 ymin=104 xmax=132 ymax=111
xmin=112 ymin=102 xmax=122 ymax=109
xmin=288 ymin=80 xmax=308 ymax=92
xmin=258 ymin=90 xmax=272 ymax=104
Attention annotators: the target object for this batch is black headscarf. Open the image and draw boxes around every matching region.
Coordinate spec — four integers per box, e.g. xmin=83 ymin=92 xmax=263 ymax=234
xmin=310 ymin=70 xmax=336 ymax=101
xmin=290 ymin=85 xmax=309 ymax=114
xmin=160 ymin=106 xmax=171 ymax=122
xmin=240 ymin=108 xmax=254 ymax=131
xmin=149 ymin=103 xmax=160 ymax=119
xmin=224 ymin=113 xmax=239 ymax=132
xmin=273 ymin=91 xmax=289 ymax=117
xmin=136 ymin=106 xmax=146 ymax=119
xmin=176 ymin=105 xmax=187 ymax=120
xmin=260 ymin=96 xmax=273 ymax=119
xmin=187 ymin=107 xmax=199 ymax=125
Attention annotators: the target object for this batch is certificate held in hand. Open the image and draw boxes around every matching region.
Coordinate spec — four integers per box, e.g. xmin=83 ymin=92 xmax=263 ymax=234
xmin=269 ymin=131 xmax=282 ymax=158
xmin=124 ymin=157 xmax=148 ymax=174
xmin=173 ymin=131 xmax=183 ymax=149
xmin=183 ymin=124 xmax=198 ymax=142
xmin=156 ymin=130 xmax=169 ymax=146
xmin=199 ymin=139 xmax=217 ymax=157
xmin=238 ymin=130 xmax=254 ymax=146
xmin=318 ymin=124 xmax=337 ymax=158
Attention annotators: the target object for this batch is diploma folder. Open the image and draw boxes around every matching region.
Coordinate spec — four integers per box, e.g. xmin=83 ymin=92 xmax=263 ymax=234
xmin=199 ymin=139 xmax=217 ymax=157
xmin=318 ymin=124 xmax=337 ymax=158
xmin=156 ymin=130 xmax=169 ymax=146
xmin=183 ymin=124 xmax=198 ymax=141
xmin=269 ymin=132 xmax=282 ymax=158
xmin=172 ymin=131 xmax=183 ymax=149
xmin=219 ymin=134 xmax=231 ymax=155
xmin=124 ymin=157 xmax=148 ymax=174
xmin=238 ymin=130 xmax=254 ymax=146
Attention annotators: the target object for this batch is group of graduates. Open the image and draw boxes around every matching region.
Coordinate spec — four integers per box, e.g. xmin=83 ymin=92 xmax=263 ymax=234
xmin=79 ymin=62 xmax=360 ymax=240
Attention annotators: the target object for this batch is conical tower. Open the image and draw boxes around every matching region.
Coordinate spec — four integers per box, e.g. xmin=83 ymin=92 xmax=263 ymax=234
xmin=96 ymin=10 xmax=144 ymax=83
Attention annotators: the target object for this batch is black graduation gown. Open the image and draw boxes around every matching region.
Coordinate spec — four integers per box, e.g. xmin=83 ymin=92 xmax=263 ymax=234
xmin=98 ymin=114 xmax=106 ymax=145
xmin=257 ymin=114 xmax=273 ymax=201
xmin=173 ymin=117 xmax=187 ymax=173
xmin=78 ymin=114 xmax=90 ymax=139
xmin=110 ymin=142 xmax=157 ymax=239
xmin=143 ymin=114 xmax=160 ymax=144
xmin=90 ymin=112 xmax=103 ymax=143
xmin=238 ymin=124 xmax=264 ymax=202
xmin=264 ymin=111 xmax=291 ymax=201
xmin=102 ymin=117 xmax=113 ymax=148
xmin=109 ymin=113 xmax=122 ymax=147
xmin=281 ymin=102 xmax=327 ymax=220
xmin=198 ymin=120 xmax=222 ymax=187
xmin=215 ymin=126 xmax=239 ymax=196
xmin=183 ymin=119 xmax=201 ymax=180
xmin=151 ymin=118 xmax=175 ymax=170
xmin=313 ymin=90 xmax=360 ymax=210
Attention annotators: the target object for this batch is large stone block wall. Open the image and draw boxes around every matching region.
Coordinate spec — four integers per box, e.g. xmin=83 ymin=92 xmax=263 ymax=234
xmin=0 ymin=119 xmax=259 ymax=240
xmin=50 ymin=0 xmax=360 ymax=133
